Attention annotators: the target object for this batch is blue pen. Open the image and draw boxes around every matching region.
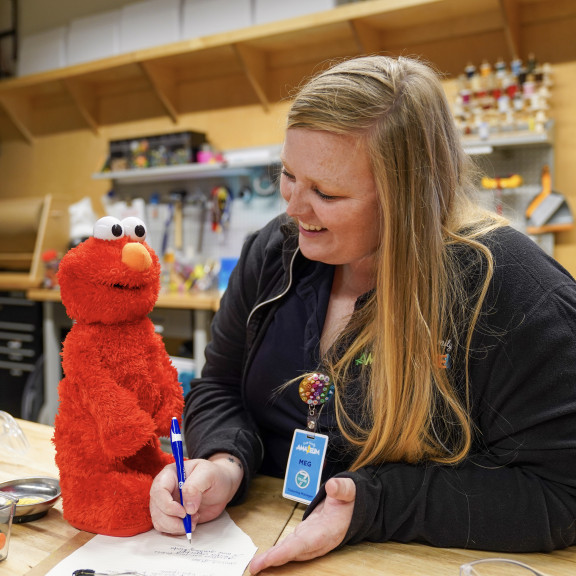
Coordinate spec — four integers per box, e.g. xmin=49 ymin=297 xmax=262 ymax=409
xmin=170 ymin=417 xmax=192 ymax=545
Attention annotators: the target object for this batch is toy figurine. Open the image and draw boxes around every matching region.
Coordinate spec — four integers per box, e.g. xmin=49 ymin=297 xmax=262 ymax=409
xmin=53 ymin=216 xmax=184 ymax=536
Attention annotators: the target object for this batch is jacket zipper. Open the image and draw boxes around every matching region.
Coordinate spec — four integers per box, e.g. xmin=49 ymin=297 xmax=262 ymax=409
xmin=245 ymin=247 xmax=300 ymax=328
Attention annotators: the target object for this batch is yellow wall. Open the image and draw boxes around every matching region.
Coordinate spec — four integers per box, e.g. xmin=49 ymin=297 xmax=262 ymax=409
xmin=548 ymin=62 xmax=576 ymax=270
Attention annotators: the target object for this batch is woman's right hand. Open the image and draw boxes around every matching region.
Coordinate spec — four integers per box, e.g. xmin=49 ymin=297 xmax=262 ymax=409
xmin=150 ymin=452 xmax=244 ymax=535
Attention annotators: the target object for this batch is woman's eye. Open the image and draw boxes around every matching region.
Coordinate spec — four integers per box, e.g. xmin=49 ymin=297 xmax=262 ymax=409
xmin=93 ymin=216 xmax=123 ymax=241
xmin=314 ymin=188 xmax=336 ymax=201
xmin=121 ymin=217 xmax=147 ymax=242
xmin=282 ymin=167 xmax=337 ymax=200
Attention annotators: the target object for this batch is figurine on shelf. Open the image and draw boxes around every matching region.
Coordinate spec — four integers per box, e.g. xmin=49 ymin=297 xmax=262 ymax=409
xmin=455 ymin=55 xmax=553 ymax=139
xmin=41 ymin=249 xmax=60 ymax=289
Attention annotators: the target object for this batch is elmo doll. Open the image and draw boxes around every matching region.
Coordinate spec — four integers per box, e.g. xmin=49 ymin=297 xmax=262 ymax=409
xmin=53 ymin=216 xmax=184 ymax=536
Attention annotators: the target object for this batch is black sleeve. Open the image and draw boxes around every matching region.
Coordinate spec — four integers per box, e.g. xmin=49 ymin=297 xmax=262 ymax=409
xmin=182 ymin=226 xmax=266 ymax=505
xmin=305 ymin=240 xmax=576 ymax=552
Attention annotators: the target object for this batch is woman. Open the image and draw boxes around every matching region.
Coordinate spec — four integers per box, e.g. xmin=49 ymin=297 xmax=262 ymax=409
xmin=150 ymin=56 xmax=576 ymax=572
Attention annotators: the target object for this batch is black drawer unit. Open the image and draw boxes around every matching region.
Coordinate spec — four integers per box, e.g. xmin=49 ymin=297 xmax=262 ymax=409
xmin=0 ymin=291 xmax=43 ymax=418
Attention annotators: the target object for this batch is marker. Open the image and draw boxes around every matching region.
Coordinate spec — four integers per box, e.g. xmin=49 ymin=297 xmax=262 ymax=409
xmin=170 ymin=417 xmax=192 ymax=545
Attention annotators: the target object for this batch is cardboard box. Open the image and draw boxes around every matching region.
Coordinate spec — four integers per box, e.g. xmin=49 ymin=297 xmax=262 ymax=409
xmin=105 ymin=131 xmax=207 ymax=171
xmin=18 ymin=27 xmax=67 ymax=76
xmin=119 ymin=0 xmax=181 ymax=53
xmin=254 ymin=0 xmax=340 ymax=25
xmin=68 ymin=10 xmax=121 ymax=66
xmin=182 ymin=0 xmax=253 ymax=38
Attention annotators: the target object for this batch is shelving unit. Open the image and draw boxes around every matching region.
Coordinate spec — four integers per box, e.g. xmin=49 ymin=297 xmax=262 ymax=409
xmin=0 ymin=195 xmax=70 ymax=290
xmin=0 ymin=0 xmax=574 ymax=144
xmin=93 ymin=145 xmax=284 ymax=258
xmin=92 ymin=150 xmax=282 ymax=184
xmin=462 ymin=128 xmax=554 ymax=156
xmin=462 ymin=124 xmax=557 ymax=254
xmin=93 ymin=163 xmax=254 ymax=184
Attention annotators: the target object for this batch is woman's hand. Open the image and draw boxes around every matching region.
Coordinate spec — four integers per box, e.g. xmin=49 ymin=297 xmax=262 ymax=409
xmin=249 ymin=477 xmax=356 ymax=574
xmin=150 ymin=453 xmax=244 ymax=534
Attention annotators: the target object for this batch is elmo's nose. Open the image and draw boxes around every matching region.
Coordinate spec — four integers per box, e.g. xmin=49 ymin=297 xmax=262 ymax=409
xmin=122 ymin=242 xmax=152 ymax=271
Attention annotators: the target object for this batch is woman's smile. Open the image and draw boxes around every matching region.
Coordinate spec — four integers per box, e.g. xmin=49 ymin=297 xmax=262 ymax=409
xmin=299 ymin=220 xmax=326 ymax=233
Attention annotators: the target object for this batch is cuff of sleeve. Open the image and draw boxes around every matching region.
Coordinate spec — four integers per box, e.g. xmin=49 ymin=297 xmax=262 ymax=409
xmin=302 ymin=470 xmax=381 ymax=548
xmin=186 ymin=427 xmax=263 ymax=506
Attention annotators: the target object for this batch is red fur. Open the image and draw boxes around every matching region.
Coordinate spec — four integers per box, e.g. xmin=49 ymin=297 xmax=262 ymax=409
xmin=53 ymin=233 xmax=184 ymax=536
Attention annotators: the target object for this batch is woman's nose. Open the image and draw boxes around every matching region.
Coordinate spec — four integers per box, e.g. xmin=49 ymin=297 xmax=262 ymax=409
xmin=282 ymin=183 xmax=306 ymax=216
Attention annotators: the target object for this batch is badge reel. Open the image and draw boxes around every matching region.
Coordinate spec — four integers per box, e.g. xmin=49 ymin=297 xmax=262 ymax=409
xmin=283 ymin=374 xmax=334 ymax=505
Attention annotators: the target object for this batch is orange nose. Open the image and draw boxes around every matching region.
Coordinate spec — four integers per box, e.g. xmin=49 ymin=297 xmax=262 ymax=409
xmin=122 ymin=242 xmax=152 ymax=271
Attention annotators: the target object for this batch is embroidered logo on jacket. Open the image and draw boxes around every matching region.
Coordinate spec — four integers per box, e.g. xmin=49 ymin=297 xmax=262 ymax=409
xmin=355 ymin=352 xmax=373 ymax=366
xmin=438 ymin=339 xmax=453 ymax=370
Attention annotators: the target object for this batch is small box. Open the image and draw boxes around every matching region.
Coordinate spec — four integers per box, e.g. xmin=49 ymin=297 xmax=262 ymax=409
xmin=182 ymin=0 xmax=253 ymax=39
xmin=254 ymin=0 xmax=338 ymax=25
xmin=120 ymin=0 xmax=181 ymax=53
xmin=149 ymin=131 xmax=207 ymax=167
xmin=107 ymin=139 xmax=132 ymax=172
xmin=18 ymin=27 xmax=67 ymax=76
xmin=105 ymin=131 xmax=207 ymax=171
xmin=68 ymin=10 xmax=121 ymax=66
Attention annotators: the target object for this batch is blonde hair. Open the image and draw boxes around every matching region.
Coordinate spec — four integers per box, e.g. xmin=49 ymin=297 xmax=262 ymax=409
xmin=287 ymin=56 xmax=506 ymax=469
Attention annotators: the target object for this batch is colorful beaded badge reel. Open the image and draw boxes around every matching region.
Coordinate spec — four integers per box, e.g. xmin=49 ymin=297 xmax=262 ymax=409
xmin=298 ymin=373 xmax=334 ymax=433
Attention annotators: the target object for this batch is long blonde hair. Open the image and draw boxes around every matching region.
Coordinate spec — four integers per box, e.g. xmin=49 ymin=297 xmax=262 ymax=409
xmin=287 ymin=56 xmax=506 ymax=469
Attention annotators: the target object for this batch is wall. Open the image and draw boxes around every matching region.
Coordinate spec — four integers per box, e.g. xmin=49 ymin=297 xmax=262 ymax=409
xmin=547 ymin=61 xmax=576 ymax=269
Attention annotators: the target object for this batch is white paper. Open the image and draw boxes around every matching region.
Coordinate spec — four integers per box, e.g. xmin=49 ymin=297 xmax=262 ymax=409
xmin=46 ymin=511 xmax=258 ymax=576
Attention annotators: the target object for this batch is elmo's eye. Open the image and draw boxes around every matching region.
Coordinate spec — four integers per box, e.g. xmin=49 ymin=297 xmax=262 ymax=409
xmin=93 ymin=216 xmax=123 ymax=240
xmin=122 ymin=217 xmax=147 ymax=242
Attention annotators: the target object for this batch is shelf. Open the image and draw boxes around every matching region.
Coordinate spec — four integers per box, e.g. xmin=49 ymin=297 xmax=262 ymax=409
xmin=0 ymin=0 xmax=574 ymax=144
xmin=27 ymin=287 xmax=221 ymax=311
xmin=0 ymin=274 xmax=44 ymax=291
xmin=93 ymin=157 xmax=281 ymax=185
xmin=93 ymin=163 xmax=252 ymax=184
xmin=462 ymin=126 xmax=554 ymax=155
xmin=93 ymin=144 xmax=282 ymax=184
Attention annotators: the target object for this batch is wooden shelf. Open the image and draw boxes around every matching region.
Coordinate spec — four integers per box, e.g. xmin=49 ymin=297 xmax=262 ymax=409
xmin=93 ymin=163 xmax=250 ymax=184
xmin=0 ymin=195 xmax=67 ymax=291
xmin=462 ymin=124 xmax=554 ymax=154
xmin=0 ymin=0 xmax=574 ymax=144
xmin=93 ymin=159 xmax=279 ymax=184
xmin=27 ymin=288 xmax=221 ymax=311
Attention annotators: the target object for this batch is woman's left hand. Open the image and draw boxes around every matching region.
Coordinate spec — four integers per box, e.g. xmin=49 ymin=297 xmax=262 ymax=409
xmin=249 ymin=477 xmax=356 ymax=574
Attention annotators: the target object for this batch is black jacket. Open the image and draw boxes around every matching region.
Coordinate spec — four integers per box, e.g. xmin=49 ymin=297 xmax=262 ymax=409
xmin=184 ymin=213 xmax=576 ymax=552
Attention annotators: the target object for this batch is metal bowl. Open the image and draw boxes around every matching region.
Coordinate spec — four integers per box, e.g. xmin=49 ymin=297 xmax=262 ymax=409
xmin=0 ymin=476 xmax=61 ymax=523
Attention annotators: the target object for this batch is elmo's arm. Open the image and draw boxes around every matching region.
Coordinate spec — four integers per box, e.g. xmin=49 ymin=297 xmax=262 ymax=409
xmin=61 ymin=329 xmax=158 ymax=459
xmin=148 ymin=334 xmax=185 ymax=437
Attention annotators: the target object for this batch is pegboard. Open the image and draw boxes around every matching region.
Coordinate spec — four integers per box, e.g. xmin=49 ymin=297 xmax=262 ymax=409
xmin=472 ymin=143 xmax=554 ymax=188
xmin=470 ymin=141 xmax=555 ymax=255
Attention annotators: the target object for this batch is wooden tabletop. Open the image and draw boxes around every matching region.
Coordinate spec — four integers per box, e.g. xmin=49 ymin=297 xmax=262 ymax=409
xmin=26 ymin=288 xmax=221 ymax=311
xmin=1 ymin=419 xmax=295 ymax=576
xmin=1 ymin=419 xmax=78 ymax=576
xmin=2 ymin=420 xmax=576 ymax=576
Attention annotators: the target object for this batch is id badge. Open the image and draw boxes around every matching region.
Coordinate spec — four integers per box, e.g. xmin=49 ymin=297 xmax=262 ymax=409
xmin=282 ymin=429 xmax=328 ymax=504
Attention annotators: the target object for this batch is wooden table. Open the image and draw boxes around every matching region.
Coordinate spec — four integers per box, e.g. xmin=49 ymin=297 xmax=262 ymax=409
xmin=2 ymin=420 xmax=576 ymax=576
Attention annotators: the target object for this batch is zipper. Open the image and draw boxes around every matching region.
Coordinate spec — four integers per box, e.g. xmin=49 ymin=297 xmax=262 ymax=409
xmin=245 ymin=247 xmax=300 ymax=328
xmin=242 ymin=245 xmax=300 ymax=466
